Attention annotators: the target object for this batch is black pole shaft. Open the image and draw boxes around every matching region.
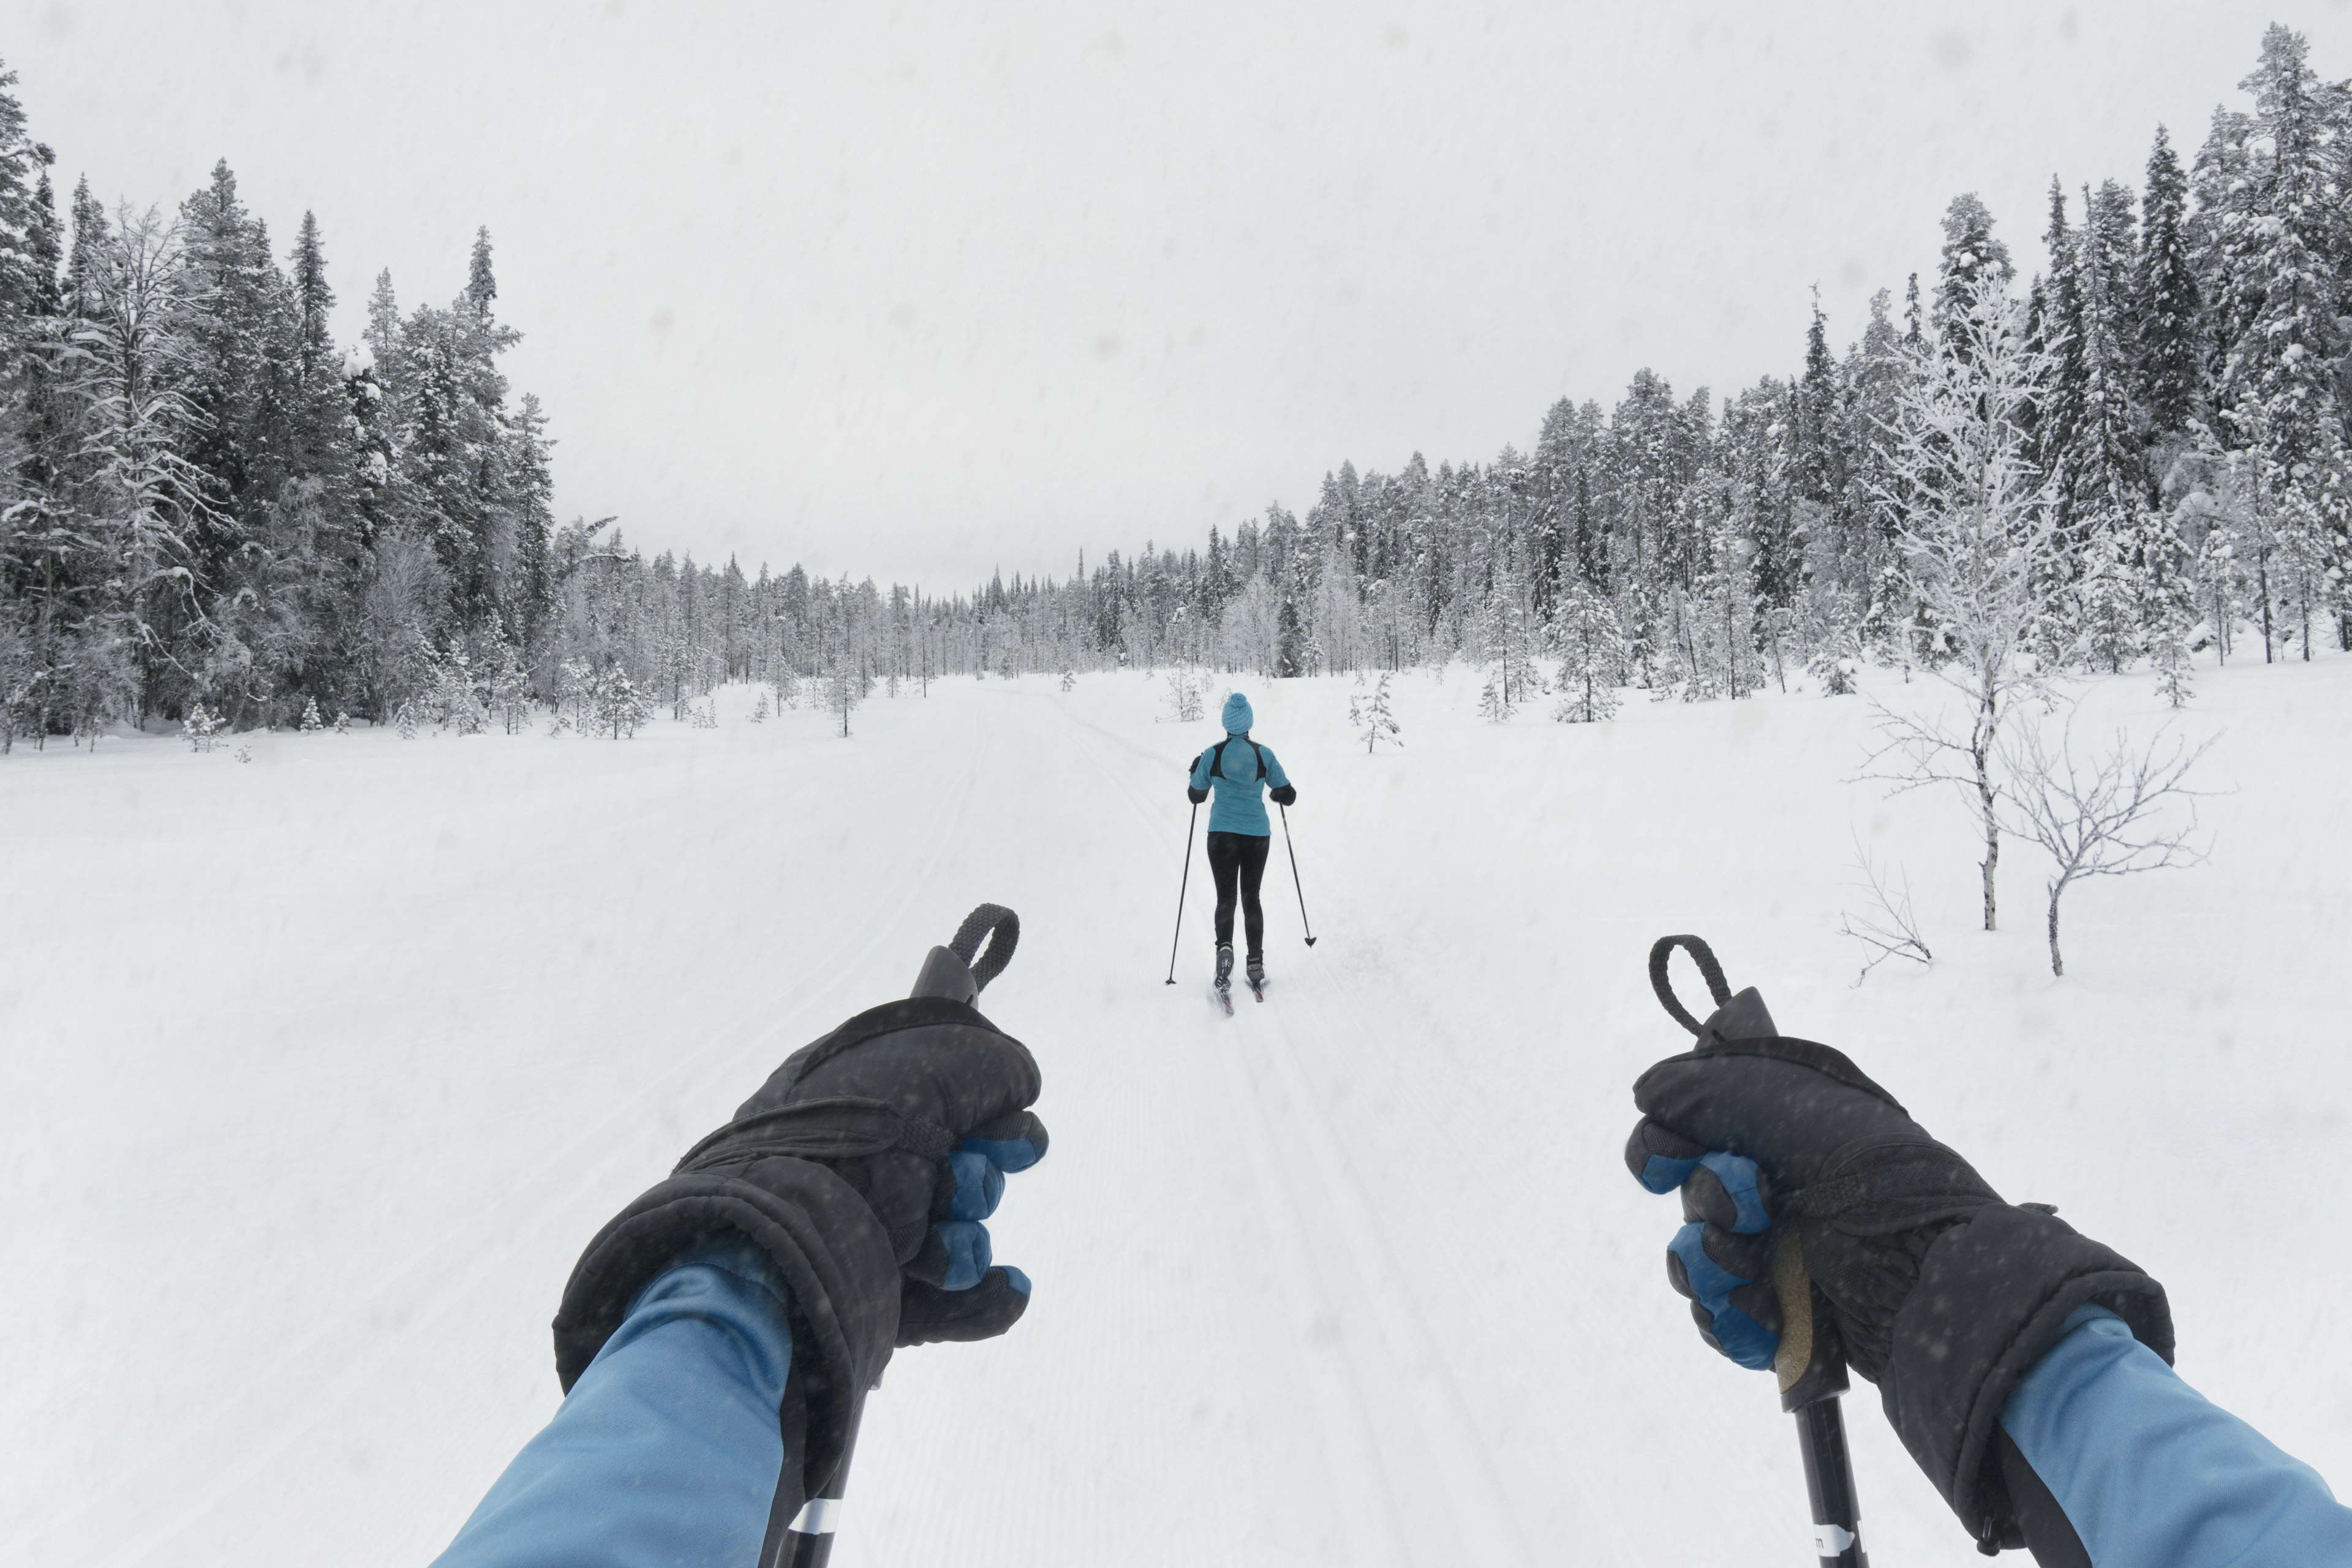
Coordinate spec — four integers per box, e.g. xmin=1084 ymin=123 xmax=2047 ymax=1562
xmin=1164 ymin=802 xmax=1199 ymax=984
xmin=1793 ymin=1396 xmax=1867 ymax=1567
xmin=785 ymin=1391 xmax=867 ymax=1568
xmin=1279 ymin=802 xmax=1316 ymax=946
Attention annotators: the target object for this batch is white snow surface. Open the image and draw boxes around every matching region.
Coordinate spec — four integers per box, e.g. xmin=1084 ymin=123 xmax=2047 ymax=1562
xmin=5 ymin=660 xmax=2348 ymax=1567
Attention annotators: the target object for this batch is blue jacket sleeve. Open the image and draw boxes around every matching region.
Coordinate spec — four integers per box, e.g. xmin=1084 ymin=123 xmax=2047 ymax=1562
xmin=432 ymin=1233 xmax=796 ymax=1568
xmin=1188 ymin=747 xmax=1213 ymax=792
xmin=2002 ymin=1305 xmax=2352 ymax=1566
xmin=1263 ymin=747 xmax=1290 ymax=789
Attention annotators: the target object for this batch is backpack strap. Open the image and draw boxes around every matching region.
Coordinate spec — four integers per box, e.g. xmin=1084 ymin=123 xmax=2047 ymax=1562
xmin=1204 ymin=737 xmax=1266 ymax=783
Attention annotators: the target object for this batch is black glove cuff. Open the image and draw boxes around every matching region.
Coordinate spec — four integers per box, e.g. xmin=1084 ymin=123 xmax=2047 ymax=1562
xmin=551 ymin=1156 xmax=902 ymax=1495
xmin=1877 ymin=1204 xmax=2171 ymax=1544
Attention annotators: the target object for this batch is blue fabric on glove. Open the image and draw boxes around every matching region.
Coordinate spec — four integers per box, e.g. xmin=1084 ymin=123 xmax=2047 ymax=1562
xmin=432 ymin=1232 xmax=795 ymax=1568
xmin=2003 ymin=1306 xmax=2352 ymax=1567
xmin=1635 ymin=1148 xmax=1781 ymax=1371
xmin=1667 ymin=1221 xmax=1778 ymax=1370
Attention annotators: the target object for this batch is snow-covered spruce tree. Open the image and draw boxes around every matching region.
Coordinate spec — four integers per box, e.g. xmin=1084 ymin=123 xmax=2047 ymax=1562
xmin=2198 ymin=26 xmax=2351 ymax=657
xmin=593 ymin=663 xmax=648 ymax=739
xmin=1865 ymin=260 xmax=2064 ymax=933
xmin=1479 ymin=570 xmax=1543 ymax=715
xmin=1348 ymin=671 xmax=1401 ymax=752
xmin=1059 ymin=668 xmax=1075 ymax=693
xmin=48 ymin=204 xmax=215 ymax=737
xmin=826 ymin=655 xmax=864 ymax=737
xmin=2133 ymin=125 xmax=2204 ymax=447
xmin=750 ymin=690 xmax=769 ymax=722
xmin=1549 ymin=574 xmax=1623 ymax=723
xmin=183 ymin=703 xmax=220 ymax=752
xmin=299 ymin=696 xmax=322 ymax=733
xmin=1806 ymin=586 xmax=1864 ymax=695
xmin=489 ymin=647 xmax=532 ymax=734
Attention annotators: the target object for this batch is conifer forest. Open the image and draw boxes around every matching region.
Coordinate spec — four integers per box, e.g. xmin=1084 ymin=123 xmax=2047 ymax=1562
xmin=0 ymin=24 xmax=2346 ymax=748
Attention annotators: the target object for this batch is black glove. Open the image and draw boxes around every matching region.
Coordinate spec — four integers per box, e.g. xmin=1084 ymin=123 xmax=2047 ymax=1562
xmin=1187 ymin=786 xmax=1208 ymax=804
xmin=1269 ymin=784 xmax=1297 ymax=806
xmin=553 ymin=995 xmax=1046 ymax=1499
xmin=1625 ymin=984 xmax=2169 ymax=1549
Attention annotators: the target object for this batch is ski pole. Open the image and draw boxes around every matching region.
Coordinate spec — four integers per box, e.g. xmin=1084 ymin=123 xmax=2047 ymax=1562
xmin=1777 ymin=1253 xmax=1866 ymax=1568
xmin=786 ymin=903 xmax=1020 ymax=1567
xmin=1278 ymin=802 xmax=1316 ymax=946
xmin=1645 ymin=935 xmax=1864 ymax=1567
xmin=1164 ymin=801 xmax=1198 ymax=984
xmin=785 ymin=1393 xmax=865 ymax=1567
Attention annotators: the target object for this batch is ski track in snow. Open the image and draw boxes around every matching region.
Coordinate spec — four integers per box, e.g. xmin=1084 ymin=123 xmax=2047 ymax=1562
xmin=5 ymin=662 xmax=2350 ymax=1567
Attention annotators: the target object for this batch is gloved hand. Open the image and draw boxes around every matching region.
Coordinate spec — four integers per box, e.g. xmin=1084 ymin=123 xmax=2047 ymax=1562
xmin=554 ymin=995 xmax=1046 ymax=1497
xmin=1187 ymin=786 xmax=1208 ymax=804
xmin=1624 ymin=985 xmax=2169 ymax=1548
xmin=1270 ymin=784 xmax=1297 ymax=806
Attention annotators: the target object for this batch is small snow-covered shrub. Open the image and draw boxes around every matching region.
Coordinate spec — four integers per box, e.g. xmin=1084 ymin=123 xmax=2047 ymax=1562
xmin=299 ymin=697 xmax=323 ymax=733
xmin=1164 ymin=667 xmax=1205 ymax=723
xmin=184 ymin=705 xmax=222 ymax=753
xmin=1349 ymin=673 xmax=1402 ymax=752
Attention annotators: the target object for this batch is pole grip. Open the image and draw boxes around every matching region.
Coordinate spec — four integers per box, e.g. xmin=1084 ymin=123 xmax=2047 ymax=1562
xmin=1774 ymin=1230 xmax=1866 ymax=1566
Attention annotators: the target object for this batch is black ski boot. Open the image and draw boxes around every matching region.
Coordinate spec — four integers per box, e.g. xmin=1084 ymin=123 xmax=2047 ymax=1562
xmin=1215 ymin=943 xmax=1235 ymax=993
xmin=1245 ymin=957 xmax=1266 ymax=1000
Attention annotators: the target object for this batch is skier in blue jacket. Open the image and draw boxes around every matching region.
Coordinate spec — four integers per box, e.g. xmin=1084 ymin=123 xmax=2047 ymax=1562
xmin=1627 ymin=979 xmax=2352 ymax=1565
xmin=1186 ymin=691 xmax=1294 ymax=998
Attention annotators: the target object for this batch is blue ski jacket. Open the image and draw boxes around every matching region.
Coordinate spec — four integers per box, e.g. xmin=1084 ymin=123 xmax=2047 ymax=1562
xmin=1188 ymin=693 xmax=1290 ymax=836
xmin=434 ymin=1246 xmax=2351 ymax=1567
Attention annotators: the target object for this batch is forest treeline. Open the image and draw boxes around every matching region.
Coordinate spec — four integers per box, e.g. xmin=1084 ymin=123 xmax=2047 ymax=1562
xmin=0 ymin=25 xmax=2345 ymax=747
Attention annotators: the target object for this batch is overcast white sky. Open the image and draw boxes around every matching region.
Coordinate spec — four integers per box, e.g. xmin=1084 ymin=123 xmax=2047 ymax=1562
xmin=11 ymin=3 xmax=2349 ymax=586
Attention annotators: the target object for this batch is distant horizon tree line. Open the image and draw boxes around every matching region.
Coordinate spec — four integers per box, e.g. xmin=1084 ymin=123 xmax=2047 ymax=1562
xmin=2 ymin=25 xmax=2345 ymax=750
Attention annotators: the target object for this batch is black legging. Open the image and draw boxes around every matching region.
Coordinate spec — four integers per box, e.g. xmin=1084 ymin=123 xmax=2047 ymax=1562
xmin=1206 ymin=831 xmax=1271 ymax=960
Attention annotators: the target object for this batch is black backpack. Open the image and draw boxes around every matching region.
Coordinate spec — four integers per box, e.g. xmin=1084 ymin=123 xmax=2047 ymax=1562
xmin=1199 ymin=736 xmax=1267 ymax=783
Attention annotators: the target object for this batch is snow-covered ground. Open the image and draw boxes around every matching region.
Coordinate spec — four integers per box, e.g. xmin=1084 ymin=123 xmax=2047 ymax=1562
xmin=4 ymin=657 xmax=2346 ymax=1566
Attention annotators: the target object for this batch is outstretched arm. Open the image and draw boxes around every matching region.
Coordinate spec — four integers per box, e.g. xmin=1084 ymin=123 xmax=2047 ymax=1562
xmin=1998 ymin=1306 xmax=2352 ymax=1566
xmin=1188 ymin=748 xmax=1212 ymax=803
xmin=434 ymin=1234 xmax=800 ymax=1568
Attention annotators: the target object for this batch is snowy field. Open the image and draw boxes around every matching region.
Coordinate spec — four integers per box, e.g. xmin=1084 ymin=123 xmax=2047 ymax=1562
xmin=5 ymin=658 xmax=2348 ymax=1567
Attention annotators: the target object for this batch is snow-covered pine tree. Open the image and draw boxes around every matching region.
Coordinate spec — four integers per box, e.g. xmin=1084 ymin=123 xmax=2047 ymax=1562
xmin=184 ymin=704 xmax=221 ymax=752
xmin=2133 ymin=126 xmax=2204 ymax=445
xmin=750 ymin=690 xmax=769 ymax=722
xmin=2198 ymin=26 xmax=2350 ymax=657
xmin=594 ymin=663 xmax=648 ymax=739
xmin=299 ymin=696 xmax=322 ymax=733
xmin=827 ymin=654 xmax=863 ymax=737
xmin=1348 ymin=671 xmax=1402 ymax=752
xmin=1549 ymin=574 xmax=1623 ymax=722
xmin=2149 ymin=608 xmax=2195 ymax=707
xmin=1059 ymin=668 xmax=1075 ymax=692
xmin=489 ymin=647 xmax=532 ymax=734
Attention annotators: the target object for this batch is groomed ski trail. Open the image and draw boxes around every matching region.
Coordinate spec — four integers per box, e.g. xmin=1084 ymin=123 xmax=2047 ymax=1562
xmin=1038 ymin=684 xmax=1556 ymax=1567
